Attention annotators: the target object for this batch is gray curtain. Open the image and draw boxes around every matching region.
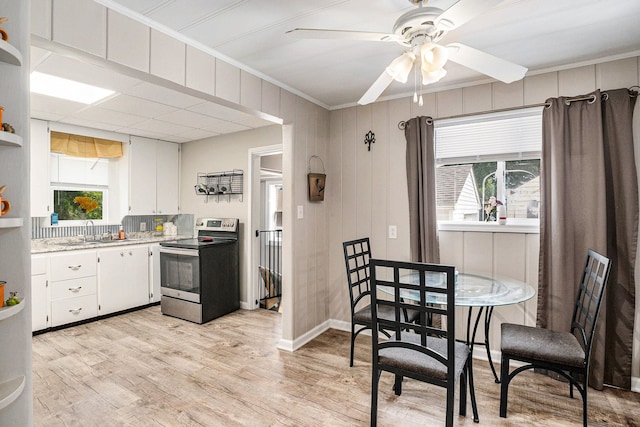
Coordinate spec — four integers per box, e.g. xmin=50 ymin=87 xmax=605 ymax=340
xmin=405 ymin=116 xmax=439 ymax=263
xmin=539 ymin=88 xmax=638 ymax=390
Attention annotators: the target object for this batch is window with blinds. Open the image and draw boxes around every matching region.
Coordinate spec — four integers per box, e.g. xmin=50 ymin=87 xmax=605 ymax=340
xmin=434 ymin=108 xmax=542 ymax=223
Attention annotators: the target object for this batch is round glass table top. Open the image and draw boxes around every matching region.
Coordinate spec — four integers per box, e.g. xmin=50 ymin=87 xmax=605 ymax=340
xmin=379 ymin=272 xmax=536 ymax=307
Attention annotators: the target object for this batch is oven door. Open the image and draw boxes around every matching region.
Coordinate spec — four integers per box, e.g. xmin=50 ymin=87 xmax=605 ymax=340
xmin=159 ymin=246 xmax=200 ymax=303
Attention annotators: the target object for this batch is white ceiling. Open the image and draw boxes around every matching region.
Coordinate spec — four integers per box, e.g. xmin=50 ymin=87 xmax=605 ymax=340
xmin=31 ymin=0 xmax=640 ymax=143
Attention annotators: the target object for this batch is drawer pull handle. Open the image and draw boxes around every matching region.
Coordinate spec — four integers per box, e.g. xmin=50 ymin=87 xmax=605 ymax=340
xmin=68 ymin=265 xmax=82 ymax=271
xmin=69 ymin=308 xmax=83 ymax=315
xmin=68 ymin=286 xmax=82 ymax=293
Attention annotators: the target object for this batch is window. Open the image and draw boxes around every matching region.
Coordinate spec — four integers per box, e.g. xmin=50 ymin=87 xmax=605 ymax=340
xmin=50 ymin=153 xmax=110 ymax=225
xmin=434 ymin=108 xmax=542 ymax=223
xmin=53 ymin=189 xmax=104 ymax=221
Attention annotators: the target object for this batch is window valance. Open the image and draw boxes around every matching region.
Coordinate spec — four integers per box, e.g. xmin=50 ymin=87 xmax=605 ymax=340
xmin=50 ymin=131 xmax=123 ymax=158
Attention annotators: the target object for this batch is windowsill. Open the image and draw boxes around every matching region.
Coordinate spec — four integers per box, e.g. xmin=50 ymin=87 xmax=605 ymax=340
xmin=438 ymin=220 xmax=540 ymax=234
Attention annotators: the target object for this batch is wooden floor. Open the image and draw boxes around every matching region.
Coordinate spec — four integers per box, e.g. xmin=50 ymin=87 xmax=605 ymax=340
xmin=32 ymin=306 xmax=640 ymax=426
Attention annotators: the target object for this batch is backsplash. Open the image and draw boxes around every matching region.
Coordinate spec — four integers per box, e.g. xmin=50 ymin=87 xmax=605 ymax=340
xmin=31 ymin=214 xmax=194 ymax=239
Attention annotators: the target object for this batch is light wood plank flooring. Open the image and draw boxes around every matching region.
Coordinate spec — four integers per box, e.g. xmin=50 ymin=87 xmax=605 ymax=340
xmin=32 ymin=306 xmax=640 ymax=426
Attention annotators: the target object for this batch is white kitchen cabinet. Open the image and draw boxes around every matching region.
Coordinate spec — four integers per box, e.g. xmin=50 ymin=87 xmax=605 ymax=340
xmin=30 ymin=119 xmax=51 ymax=217
xmin=51 ymin=0 xmax=107 ymax=58
xmin=97 ymin=245 xmax=149 ymax=315
xmin=155 ymin=140 xmax=180 ymax=214
xmin=107 ymin=10 xmax=150 ymax=73
xmin=31 ymin=254 xmax=50 ymax=332
xmin=150 ymin=29 xmax=185 ymax=85
xmin=129 ymin=136 xmax=179 ymax=215
xmin=49 ymin=250 xmax=98 ymax=327
xmin=148 ymin=243 xmax=161 ymax=303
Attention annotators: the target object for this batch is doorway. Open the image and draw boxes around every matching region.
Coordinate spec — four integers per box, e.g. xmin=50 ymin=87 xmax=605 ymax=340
xmin=258 ymin=157 xmax=283 ymax=311
xmin=248 ymin=145 xmax=283 ymax=312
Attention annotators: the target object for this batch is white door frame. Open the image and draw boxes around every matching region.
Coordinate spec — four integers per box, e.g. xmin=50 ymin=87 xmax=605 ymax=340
xmin=247 ymin=143 xmax=283 ymax=310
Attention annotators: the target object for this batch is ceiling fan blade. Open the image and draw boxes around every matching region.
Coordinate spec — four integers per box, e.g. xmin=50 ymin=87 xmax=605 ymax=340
xmin=435 ymin=0 xmax=504 ymax=31
xmin=446 ymin=43 xmax=527 ymax=83
xmin=357 ymin=71 xmax=394 ymax=105
xmin=286 ymin=28 xmax=408 ymax=46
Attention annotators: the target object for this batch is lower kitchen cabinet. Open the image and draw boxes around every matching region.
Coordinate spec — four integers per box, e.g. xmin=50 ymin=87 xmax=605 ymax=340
xmin=148 ymin=243 xmax=161 ymax=303
xmin=49 ymin=250 xmax=98 ymax=328
xmin=97 ymin=245 xmax=149 ymax=315
xmin=31 ymin=254 xmax=50 ymax=332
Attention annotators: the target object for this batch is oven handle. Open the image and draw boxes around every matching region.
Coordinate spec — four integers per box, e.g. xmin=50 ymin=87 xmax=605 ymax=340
xmin=159 ymin=247 xmax=200 ymax=257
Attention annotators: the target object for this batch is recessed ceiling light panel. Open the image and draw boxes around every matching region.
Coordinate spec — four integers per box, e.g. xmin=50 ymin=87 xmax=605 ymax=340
xmin=30 ymin=71 xmax=115 ymax=104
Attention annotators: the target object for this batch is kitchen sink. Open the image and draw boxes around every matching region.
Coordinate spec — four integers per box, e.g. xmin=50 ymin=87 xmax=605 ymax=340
xmin=59 ymin=238 xmax=141 ymax=246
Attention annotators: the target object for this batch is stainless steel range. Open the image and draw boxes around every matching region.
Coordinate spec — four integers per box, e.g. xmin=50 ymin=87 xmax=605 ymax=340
xmin=159 ymin=217 xmax=239 ymax=324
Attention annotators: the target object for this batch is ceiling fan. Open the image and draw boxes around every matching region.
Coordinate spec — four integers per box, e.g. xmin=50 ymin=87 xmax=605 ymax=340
xmin=287 ymin=0 xmax=527 ymax=105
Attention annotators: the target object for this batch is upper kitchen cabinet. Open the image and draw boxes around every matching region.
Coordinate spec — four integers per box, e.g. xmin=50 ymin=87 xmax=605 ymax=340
xmin=150 ymin=29 xmax=185 ymax=86
xmin=30 ymin=119 xmax=50 ymax=217
xmin=51 ymin=0 xmax=107 ymax=58
xmin=129 ymin=136 xmax=179 ymax=215
xmin=107 ymin=10 xmax=150 ymax=73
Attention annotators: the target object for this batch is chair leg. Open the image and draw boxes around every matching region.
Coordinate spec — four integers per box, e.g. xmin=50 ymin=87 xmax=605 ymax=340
xmin=393 ymin=374 xmax=403 ymax=396
xmin=467 ymin=356 xmax=479 ymax=423
xmin=446 ymin=382 xmax=454 ymax=427
xmin=350 ymin=323 xmax=356 ymax=367
xmin=459 ymin=367 xmax=467 ymax=417
xmin=371 ymin=369 xmax=381 ymax=427
xmin=499 ymin=355 xmax=510 ymax=418
xmin=583 ymin=376 xmax=588 ymax=427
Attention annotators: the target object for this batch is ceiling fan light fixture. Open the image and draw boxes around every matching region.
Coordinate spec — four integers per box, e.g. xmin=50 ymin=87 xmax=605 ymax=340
xmin=421 ymin=67 xmax=447 ymax=85
xmin=385 ymin=51 xmax=416 ymax=83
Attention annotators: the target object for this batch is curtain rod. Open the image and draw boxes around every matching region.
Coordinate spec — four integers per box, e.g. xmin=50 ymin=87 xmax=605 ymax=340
xmin=398 ymin=86 xmax=639 ymax=130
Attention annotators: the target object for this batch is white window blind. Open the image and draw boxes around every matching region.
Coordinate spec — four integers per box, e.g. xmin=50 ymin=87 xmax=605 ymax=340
xmin=434 ymin=107 xmax=543 ymax=165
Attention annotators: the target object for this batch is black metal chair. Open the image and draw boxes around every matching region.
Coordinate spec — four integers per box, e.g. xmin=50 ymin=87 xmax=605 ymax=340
xmin=369 ymin=259 xmax=478 ymax=427
xmin=499 ymin=248 xmax=612 ymax=427
xmin=343 ymin=238 xmax=418 ymax=367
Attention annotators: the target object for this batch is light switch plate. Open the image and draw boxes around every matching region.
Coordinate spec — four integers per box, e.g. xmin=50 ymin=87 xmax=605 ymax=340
xmin=388 ymin=225 xmax=397 ymax=239
xmin=140 ymin=222 xmax=147 ymax=232
xmin=297 ymin=205 xmax=304 ymax=219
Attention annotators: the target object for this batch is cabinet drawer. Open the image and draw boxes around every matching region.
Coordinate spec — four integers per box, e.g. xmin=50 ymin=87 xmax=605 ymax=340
xmin=50 ymin=251 xmax=97 ymax=281
xmin=51 ymin=295 xmax=98 ymax=327
xmin=51 ymin=277 xmax=97 ymax=301
xmin=32 ymin=255 xmax=47 ymax=275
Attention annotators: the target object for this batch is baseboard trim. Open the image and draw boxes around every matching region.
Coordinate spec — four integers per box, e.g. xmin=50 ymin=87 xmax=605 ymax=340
xmin=632 ymin=376 xmax=640 ymax=393
xmin=277 ymin=320 xmax=331 ymax=352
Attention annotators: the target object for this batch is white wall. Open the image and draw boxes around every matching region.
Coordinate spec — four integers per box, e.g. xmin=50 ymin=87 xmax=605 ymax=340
xmin=180 ymin=125 xmax=282 ymax=305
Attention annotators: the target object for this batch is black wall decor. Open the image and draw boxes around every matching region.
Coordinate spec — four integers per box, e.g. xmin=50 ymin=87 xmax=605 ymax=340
xmin=364 ymin=130 xmax=375 ymax=151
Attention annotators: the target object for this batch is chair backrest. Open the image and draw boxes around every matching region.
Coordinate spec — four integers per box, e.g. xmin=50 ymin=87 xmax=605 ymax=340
xmin=343 ymin=238 xmax=373 ymax=314
xmin=570 ymin=249 xmax=612 ymax=360
xmin=370 ymin=258 xmax=457 ymax=379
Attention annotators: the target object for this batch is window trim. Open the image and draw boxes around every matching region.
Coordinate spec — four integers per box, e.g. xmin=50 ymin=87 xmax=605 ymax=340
xmin=51 ymin=184 xmax=109 ymax=226
xmin=434 ymin=107 xmax=542 ymax=226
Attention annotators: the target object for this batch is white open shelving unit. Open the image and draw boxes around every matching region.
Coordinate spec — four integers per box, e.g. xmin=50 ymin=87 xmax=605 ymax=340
xmin=0 ymin=1 xmax=30 ymax=422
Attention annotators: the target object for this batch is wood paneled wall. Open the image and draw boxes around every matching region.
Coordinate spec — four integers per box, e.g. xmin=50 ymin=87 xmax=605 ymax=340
xmin=328 ymin=55 xmax=640 ymax=373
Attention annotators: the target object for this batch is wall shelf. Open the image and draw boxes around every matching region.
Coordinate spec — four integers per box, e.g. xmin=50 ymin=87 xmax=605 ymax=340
xmin=0 ymin=299 xmax=24 ymax=322
xmin=0 ymin=132 xmax=22 ymax=148
xmin=195 ymin=170 xmax=244 ymax=202
xmin=0 ymin=218 xmax=23 ymax=229
xmin=0 ymin=40 xmax=22 ymax=66
xmin=0 ymin=376 xmax=26 ymax=411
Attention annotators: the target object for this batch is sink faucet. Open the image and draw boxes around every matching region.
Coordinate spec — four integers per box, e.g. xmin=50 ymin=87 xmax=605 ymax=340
xmin=84 ymin=220 xmax=95 ymax=242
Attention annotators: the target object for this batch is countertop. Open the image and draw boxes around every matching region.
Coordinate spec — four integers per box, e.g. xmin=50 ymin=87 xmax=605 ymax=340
xmin=31 ymin=233 xmax=193 ymax=254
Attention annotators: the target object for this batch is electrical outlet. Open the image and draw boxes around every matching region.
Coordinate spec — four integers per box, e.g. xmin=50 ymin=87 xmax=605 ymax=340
xmin=388 ymin=225 xmax=397 ymax=239
xmin=140 ymin=222 xmax=147 ymax=232
xmin=297 ymin=205 xmax=304 ymax=219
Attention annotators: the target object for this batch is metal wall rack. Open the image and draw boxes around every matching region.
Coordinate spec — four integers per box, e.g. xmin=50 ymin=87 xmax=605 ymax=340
xmin=195 ymin=169 xmax=244 ymax=202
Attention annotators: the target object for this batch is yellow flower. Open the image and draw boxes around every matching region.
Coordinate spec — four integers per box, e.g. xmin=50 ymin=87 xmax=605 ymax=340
xmin=74 ymin=196 xmax=99 ymax=213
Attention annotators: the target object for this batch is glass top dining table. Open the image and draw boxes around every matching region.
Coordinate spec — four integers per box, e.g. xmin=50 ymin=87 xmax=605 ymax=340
xmin=379 ymin=271 xmax=536 ymax=383
xmin=387 ymin=272 xmax=536 ymax=307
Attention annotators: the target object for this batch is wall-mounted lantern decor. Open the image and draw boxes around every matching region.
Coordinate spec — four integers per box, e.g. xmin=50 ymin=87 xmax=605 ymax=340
xmin=364 ymin=130 xmax=375 ymax=151
xmin=308 ymin=155 xmax=326 ymax=202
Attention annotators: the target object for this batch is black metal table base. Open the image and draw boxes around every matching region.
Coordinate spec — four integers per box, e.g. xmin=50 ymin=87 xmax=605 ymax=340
xmin=466 ymin=306 xmax=500 ymax=383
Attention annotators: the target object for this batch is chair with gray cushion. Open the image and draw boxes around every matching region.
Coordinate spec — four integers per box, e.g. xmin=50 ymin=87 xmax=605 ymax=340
xmin=369 ymin=259 xmax=478 ymax=426
xmin=499 ymin=248 xmax=611 ymax=427
xmin=343 ymin=238 xmax=418 ymax=367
